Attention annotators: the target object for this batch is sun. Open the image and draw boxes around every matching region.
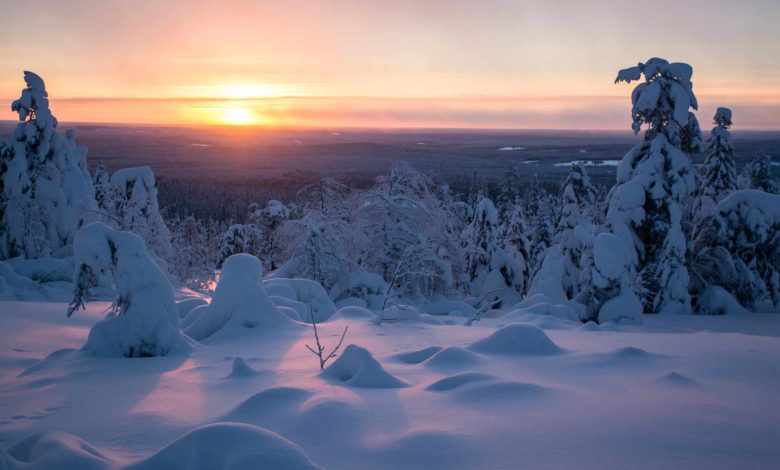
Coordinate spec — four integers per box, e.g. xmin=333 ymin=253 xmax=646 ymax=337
xmin=217 ymin=105 xmax=256 ymax=125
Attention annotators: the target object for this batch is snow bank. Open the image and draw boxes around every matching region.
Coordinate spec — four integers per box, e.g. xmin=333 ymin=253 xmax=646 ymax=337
xmin=129 ymin=422 xmax=322 ymax=470
xmin=321 ymin=344 xmax=407 ymax=388
xmin=72 ymin=223 xmax=191 ymax=357
xmin=264 ymin=278 xmax=336 ymax=323
xmin=469 ymin=324 xmax=562 ymax=356
xmin=184 ymin=254 xmax=296 ymax=341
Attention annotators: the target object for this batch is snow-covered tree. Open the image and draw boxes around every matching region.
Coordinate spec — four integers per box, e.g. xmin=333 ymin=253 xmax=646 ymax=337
xmin=105 ymin=166 xmax=172 ymax=270
xmin=692 ymin=107 xmax=737 ymax=224
xmin=68 ymin=223 xmax=191 ymax=357
xmin=500 ymin=202 xmax=532 ymax=296
xmin=93 ymin=161 xmax=112 ymax=219
xmin=496 ymin=163 xmax=522 ymax=218
xmin=739 ymin=154 xmax=779 ymax=194
xmin=532 ymin=163 xmax=597 ymax=301
xmin=248 ymin=199 xmax=294 ymax=270
xmin=462 ymin=197 xmax=524 ymax=302
xmin=171 ymin=215 xmax=215 ymax=290
xmin=218 ymin=223 xmax=263 ymax=268
xmin=524 ymin=177 xmax=554 ymax=275
xmin=1 ymin=71 xmax=96 ymax=259
xmin=609 ymin=58 xmax=701 ymax=314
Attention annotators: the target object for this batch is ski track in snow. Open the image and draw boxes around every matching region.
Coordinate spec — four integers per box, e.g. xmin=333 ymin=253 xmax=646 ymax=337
xmin=1 ymin=300 xmax=780 ymax=469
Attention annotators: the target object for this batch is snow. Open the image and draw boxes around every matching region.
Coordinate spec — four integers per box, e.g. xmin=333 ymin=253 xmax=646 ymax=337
xmin=2 ymin=296 xmax=780 ymax=468
xmin=183 ymin=254 xmax=296 ymax=341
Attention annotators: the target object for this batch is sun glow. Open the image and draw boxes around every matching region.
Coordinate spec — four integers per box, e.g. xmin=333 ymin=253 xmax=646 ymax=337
xmin=217 ymin=104 xmax=257 ymax=125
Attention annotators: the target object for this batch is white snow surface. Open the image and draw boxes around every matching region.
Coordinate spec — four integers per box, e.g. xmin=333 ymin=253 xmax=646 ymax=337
xmin=1 ymin=294 xmax=780 ymax=469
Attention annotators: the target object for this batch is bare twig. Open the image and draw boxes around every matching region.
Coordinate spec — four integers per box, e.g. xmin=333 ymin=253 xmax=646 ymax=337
xmin=465 ymin=289 xmax=504 ymax=326
xmin=304 ymin=293 xmax=348 ymax=369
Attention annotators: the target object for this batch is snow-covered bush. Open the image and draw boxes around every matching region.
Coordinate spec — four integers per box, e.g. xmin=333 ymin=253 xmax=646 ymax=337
xmin=574 ymin=232 xmax=642 ymax=324
xmin=1 ymin=71 xmax=96 ymax=259
xmin=739 ymin=154 xmax=779 ymax=194
xmin=712 ymin=190 xmax=780 ymax=311
xmin=184 ymin=254 xmax=295 ymax=340
xmin=69 ymin=222 xmax=191 ymax=357
xmin=609 ymin=58 xmax=701 ymax=314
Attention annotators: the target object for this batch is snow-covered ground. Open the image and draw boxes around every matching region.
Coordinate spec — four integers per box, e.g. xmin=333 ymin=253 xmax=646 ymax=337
xmin=2 ymin=298 xmax=779 ymax=469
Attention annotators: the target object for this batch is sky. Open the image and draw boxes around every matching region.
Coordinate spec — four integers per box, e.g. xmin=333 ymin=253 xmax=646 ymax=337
xmin=1 ymin=0 xmax=779 ymax=130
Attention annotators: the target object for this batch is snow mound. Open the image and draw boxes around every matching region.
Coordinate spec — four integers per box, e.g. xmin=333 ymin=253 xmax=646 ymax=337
xmin=128 ymin=422 xmax=322 ymax=470
xmin=426 ymin=372 xmax=496 ymax=391
xmin=264 ymin=278 xmax=336 ymax=323
xmin=579 ymin=321 xmax=601 ymax=331
xmin=468 ymin=325 xmax=563 ymax=356
xmin=393 ymin=346 xmax=443 ymax=364
xmin=320 ymin=345 xmax=407 ymax=388
xmin=422 ymin=347 xmax=482 ymax=370
xmin=184 ymin=254 xmax=296 ymax=341
xmin=224 ymin=387 xmax=312 ymax=423
xmin=225 ymin=357 xmax=262 ymax=379
xmin=330 ymin=306 xmax=376 ymax=320
xmin=4 ymin=431 xmax=113 ymax=470
xmin=696 ymin=285 xmax=750 ymax=316
xmin=658 ymin=371 xmax=701 ymax=388
xmin=588 ymin=346 xmax=665 ymax=368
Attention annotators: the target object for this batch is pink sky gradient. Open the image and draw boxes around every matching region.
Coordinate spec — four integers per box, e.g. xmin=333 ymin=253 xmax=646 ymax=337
xmin=1 ymin=0 xmax=779 ymax=129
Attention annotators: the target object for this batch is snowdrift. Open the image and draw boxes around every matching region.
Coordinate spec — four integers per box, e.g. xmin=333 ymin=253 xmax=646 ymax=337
xmin=184 ymin=254 xmax=297 ymax=341
xmin=469 ymin=324 xmax=563 ymax=356
xmin=321 ymin=344 xmax=407 ymax=388
xmin=0 ymin=423 xmax=323 ymax=470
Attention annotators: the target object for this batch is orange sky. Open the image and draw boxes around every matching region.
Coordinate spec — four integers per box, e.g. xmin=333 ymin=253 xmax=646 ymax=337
xmin=2 ymin=0 xmax=779 ymax=129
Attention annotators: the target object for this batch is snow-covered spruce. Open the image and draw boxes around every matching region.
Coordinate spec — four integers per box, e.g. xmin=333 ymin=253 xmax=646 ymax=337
xmin=523 ymin=176 xmax=555 ymax=276
xmin=69 ymin=222 xmax=191 ymax=357
xmin=1 ymin=71 xmax=96 ymax=260
xmin=608 ymin=58 xmax=701 ymax=314
xmin=529 ymin=163 xmax=596 ymax=302
xmin=184 ymin=254 xmax=296 ymax=341
xmin=692 ymin=107 xmax=737 ymax=224
xmin=500 ymin=202 xmax=532 ymax=296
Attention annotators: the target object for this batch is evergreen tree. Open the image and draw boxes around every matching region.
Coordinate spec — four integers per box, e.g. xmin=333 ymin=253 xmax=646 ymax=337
xmin=608 ymin=58 xmax=701 ymax=314
xmin=1 ymin=71 xmax=96 ymax=259
xmin=692 ymin=107 xmax=737 ymax=224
